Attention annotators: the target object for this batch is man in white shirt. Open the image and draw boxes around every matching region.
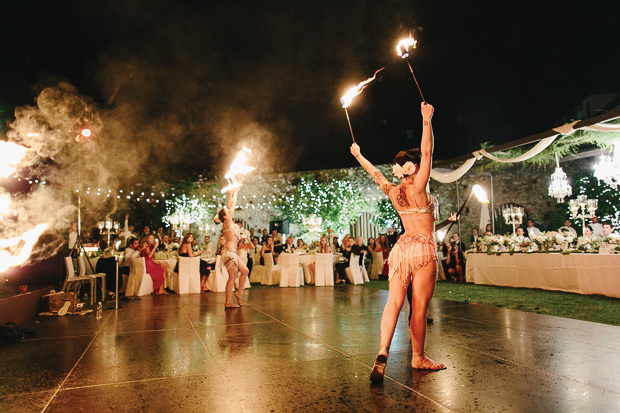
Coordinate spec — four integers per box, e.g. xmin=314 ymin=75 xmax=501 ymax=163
xmin=589 ymin=216 xmax=604 ymax=237
xmin=558 ymin=219 xmax=578 ymax=237
xmin=119 ymin=238 xmax=142 ymax=280
xmin=283 ymin=236 xmax=296 ymax=253
xmin=526 ymin=219 xmax=541 ymax=238
xmin=201 ymin=236 xmax=216 ymax=258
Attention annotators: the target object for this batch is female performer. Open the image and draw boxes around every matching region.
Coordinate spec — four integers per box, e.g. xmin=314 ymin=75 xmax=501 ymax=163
xmin=214 ymin=188 xmax=249 ymax=308
xmin=351 ymin=102 xmax=444 ymax=383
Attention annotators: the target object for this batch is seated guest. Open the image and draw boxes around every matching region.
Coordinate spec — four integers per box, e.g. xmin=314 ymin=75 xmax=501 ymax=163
xmin=445 ymin=239 xmax=465 ymax=282
xmin=201 ymin=236 xmax=216 ymax=258
xmin=261 ymin=236 xmax=277 ymax=264
xmin=583 ymin=225 xmax=594 ymax=240
xmin=160 ymin=234 xmax=171 ymax=251
xmin=602 ymin=222 xmax=618 ymax=241
xmin=334 ymin=237 xmax=353 ymax=283
xmin=470 ymin=228 xmax=480 ymax=249
xmin=155 ymin=227 xmax=164 ymax=243
xmin=331 ymin=236 xmax=340 ymax=253
xmin=367 ymin=237 xmax=376 ymax=253
xmin=559 ymin=219 xmax=578 ymax=237
xmin=176 ymin=233 xmax=211 ymax=292
xmin=120 ymin=214 xmax=138 ymax=249
xmin=386 ymin=228 xmax=398 ymax=248
xmin=260 ymin=229 xmax=269 ymax=245
xmin=141 ymin=235 xmax=167 ymax=295
xmin=308 ymin=235 xmax=330 ymax=285
xmin=119 ymin=237 xmax=142 ymax=293
xmin=451 ymin=232 xmax=467 ymax=251
xmin=484 ymin=223 xmax=493 ymax=236
xmin=376 ymin=234 xmax=390 ymax=276
xmin=590 ymin=216 xmax=604 ymax=237
xmin=251 ymin=236 xmax=261 ymax=253
xmin=525 ymin=219 xmax=541 ymax=238
xmin=351 ymin=237 xmax=369 ymax=266
xmin=283 ymin=236 xmax=296 ymax=253
xmin=296 ymin=238 xmax=306 ymax=250
xmin=271 ymin=229 xmax=282 ymax=246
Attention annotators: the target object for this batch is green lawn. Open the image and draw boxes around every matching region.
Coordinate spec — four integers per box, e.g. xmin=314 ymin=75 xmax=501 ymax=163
xmin=362 ymin=279 xmax=620 ymax=326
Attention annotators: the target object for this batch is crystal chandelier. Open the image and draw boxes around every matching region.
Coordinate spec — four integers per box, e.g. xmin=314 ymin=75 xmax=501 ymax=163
xmin=548 ymin=154 xmax=572 ymax=203
xmin=594 ymin=142 xmax=620 ymax=188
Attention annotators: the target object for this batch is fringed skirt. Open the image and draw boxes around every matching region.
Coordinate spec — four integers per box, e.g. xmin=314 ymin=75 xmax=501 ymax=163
xmin=388 ymin=234 xmax=437 ymax=288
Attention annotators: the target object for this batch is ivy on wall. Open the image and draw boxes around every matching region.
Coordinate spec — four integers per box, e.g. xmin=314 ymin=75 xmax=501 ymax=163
xmin=371 ymin=198 xmax=402 ymax=231
xmin=571 ymin=170 xmax=620 ymax=231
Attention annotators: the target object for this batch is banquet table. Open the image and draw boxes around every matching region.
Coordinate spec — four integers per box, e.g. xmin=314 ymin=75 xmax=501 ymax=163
xmin=465 ymin=253 xmax=620 ymax=298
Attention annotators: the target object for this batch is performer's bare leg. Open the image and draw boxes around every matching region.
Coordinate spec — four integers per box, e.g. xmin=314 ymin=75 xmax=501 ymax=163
xmin=378 ymin=276 xmax=408 ymax=356
xmin=225 ymin=263 xmax=239 ymax=308
xmin=410 ymin=262 xmax=444 ymax=370
xmin=235 ymin=261 xmax=249 ymax=306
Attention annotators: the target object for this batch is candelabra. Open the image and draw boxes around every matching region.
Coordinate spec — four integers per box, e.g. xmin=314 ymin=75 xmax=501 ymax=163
xmin=98 ymin=220 xmax=120 ymax=247
xmin=569 ymin=195 xmax=598 ymax=235
xmin=502 ymin=205 xmax=524 ymax=236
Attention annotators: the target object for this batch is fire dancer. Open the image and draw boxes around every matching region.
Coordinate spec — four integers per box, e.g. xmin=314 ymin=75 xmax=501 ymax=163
xmin=350 ymin=102 xmax=444 ymax=383
xmin=214 ymin=188 xmax=249 ymax=308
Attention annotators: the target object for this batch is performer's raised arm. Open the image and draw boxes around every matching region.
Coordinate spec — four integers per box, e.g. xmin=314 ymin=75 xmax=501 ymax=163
xmin=226 ymin=188 xmax=239 ymax=213
xmin=413 ymin=102 xmax=434 ymax=191
xmin=350 ymin=143 xmax=395 ymax=196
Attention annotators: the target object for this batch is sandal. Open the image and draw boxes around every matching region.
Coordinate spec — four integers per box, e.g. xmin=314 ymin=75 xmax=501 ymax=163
xmin=58 ymin=301 xmax=71 ymax=316
xmin=411 ymin=353 xmax=446 ymax=370
xmin=370 ymin=354 xmax=388 ymax=383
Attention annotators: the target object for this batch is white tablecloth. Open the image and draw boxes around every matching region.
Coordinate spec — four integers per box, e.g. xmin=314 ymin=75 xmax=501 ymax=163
xmin=466 ymin=253 xmax=620 ymax=298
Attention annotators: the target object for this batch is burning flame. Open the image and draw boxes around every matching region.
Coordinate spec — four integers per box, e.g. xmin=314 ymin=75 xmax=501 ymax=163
xmin=472 ymin=184 xmax=490 ymax=204
xmin=339 ymin=68 xmax=385 ymax=108
xmin=0 ymin=141 xmax=48 ymax=273
xmin=0 ymin=223 xmax=49 ymax=273
xmin=0 ymin=141 xmax=29 ymax=178
xmin=396 ymin=34 xmax=417 ymax=59
xmin=75 ymin=128 xmax=92 ymax=143
xmin=221 ymin=147 xmax=256 ymax=193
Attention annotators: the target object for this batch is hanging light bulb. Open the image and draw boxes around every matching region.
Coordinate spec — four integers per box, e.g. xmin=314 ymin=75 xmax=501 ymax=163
xmin=594 ymin=142 xmax=620 ymax=188
xmin=548 ymin=154 xmax=572 ymax=203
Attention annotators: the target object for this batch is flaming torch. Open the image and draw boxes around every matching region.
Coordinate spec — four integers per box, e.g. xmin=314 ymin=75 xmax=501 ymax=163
xmin=339 ymin=68 xmax=384 ymax=143
xmin=396 ymin=34 xmax=426 ymax=103
xmin=0 ymin=141 xmax=49 ymax=273
xmin=221 ymin=147 xmax=256 ymax=193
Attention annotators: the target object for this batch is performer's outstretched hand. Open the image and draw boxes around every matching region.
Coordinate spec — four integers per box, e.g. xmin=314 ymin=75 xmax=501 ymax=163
xmin=421 ymin=102 xmax=434 ymax=121
xmin=350 ymin=143 xmax=361 ymax=157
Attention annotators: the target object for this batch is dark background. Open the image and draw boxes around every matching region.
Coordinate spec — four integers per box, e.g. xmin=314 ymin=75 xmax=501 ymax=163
xmin=1 ymin=0 xmax=619 ymax=178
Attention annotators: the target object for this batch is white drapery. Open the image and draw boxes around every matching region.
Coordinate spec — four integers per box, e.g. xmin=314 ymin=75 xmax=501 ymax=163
xmin=429 ymin=120 xmax=619 ymax=183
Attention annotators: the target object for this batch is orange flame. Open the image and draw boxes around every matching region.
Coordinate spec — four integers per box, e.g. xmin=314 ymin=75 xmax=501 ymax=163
xmin=339 ymin=68 xmax=385 ymax=109
xmin=0 ymin=141 xmax=29 ymax=178
xmin=221 ymin=147 xmax=256 ymax=193
xmin=0 ymin=223 xmax=48 ymax=273
xmin=396 ymin=35 xmax=417 ymax=59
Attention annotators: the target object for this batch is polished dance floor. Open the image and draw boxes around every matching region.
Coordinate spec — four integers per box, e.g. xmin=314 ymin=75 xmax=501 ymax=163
xmin=1 ymin=285 xmax=620 ymax=412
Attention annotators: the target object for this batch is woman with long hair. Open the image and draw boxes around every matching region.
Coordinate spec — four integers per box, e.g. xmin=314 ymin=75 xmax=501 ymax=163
xmin=367 ymin=237 xmax=376 ymax=253
xmin=177 ymin=232 xmax=211 ymax=292
xmin=214 ymin=188 xmax=249 ymax=308
xmin=141 ymin=234 xmax=168 ymax=295
xmin=260 ymin=235 xmax=276 ymax=265
xmin=308 ymin=234 xmax=330 ymax=285
xmin=351 ymin=102 xmax=444 ymax=382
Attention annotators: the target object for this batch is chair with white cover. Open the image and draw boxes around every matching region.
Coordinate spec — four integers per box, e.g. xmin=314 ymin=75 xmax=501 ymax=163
xmin=260 ymin=253 xmax=281 ymax=285
xmin=206 ymin=255 xmax=228 ymax=292
xmin=125 ymin=257 xmax=153 ymax=296
xmin=369 ymin=252 xmax=384 ymax=280
xmin=178 ymin=256 xmax=201 ymax=294
xmin=345 ymin=253 xmax=365 ymax=285
xmin=278 ymin=253 xmax=304 ymax=287
xmin=77 ymin=256 xmax=106 ymax=302
xmin=314 ymin=253 xmax=334 ymax=286
xmin=360 ymin=252 xmax=370 ymax=282
xmin=63 ymin=257 xmax=95 ymax=304
xmin=249 ymin=251 xmax=266 ymax=283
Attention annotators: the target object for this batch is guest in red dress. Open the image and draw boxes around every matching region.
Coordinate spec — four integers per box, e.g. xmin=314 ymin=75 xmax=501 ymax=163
xmin=141 ymin=234 xmax=167 ymax=295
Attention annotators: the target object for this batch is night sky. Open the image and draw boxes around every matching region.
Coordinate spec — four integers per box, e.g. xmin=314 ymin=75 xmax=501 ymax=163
xmin=1 ymin=0 xmax=619 ymax=179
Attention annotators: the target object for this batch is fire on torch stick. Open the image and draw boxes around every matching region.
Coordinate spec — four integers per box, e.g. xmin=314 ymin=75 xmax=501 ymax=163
xmin=221 ymin=147 xmax=256 ymax=193
xmin=339 ymin=67 xmax=384 ymax=143
xmin=396 ymin=35 xmax=426 ymax=103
